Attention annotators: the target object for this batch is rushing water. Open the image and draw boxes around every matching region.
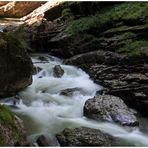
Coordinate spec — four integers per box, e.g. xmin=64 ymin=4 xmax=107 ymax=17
xmin=2 ymin=54 xmax=148 ymax=146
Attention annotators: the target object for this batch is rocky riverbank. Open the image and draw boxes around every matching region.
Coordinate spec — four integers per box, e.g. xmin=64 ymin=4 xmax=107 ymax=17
xmin=0 ymin=16 xmax=33 ymax=146
xmin=25 ymin=2 xmax=148 ymax=145
xmin=30 ymin=2 xmax=148 ymax=116
xmin=0 ymin=1 xmax=148 ymax=146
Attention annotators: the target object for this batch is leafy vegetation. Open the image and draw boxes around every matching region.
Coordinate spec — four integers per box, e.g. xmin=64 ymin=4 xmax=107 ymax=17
xmin=118 ymin=40 xmax=148 ymax=56
xmin=62 ymin=8 xmax=74 ymax=20
xmin=0 ymin=26 xmax=30 ymax=54
xmin=65 ymin=2 xmax=148 ymax=37
xmin=0 ymin=105 xmax=14 ymax=125
xmin=64 ymin=2 xmax=148 ymax=57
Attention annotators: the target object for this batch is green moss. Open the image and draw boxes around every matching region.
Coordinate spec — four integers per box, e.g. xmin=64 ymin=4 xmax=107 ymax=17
xmin=65 ymin=15 xmax=99 ymax=37
xmin=0 ymin=26 xmax=29 ymax=54
xmin=0 ymin=136 xmax=5 ymax=145
xmin=66 ymin=2 xmax=148 ymax=37
xmin=115 ymin=32 xmax=136 ymax=41
xmin=62 ymin=8 xmax=74 ymax=20
xmin=0 ymin=105 xmax=15 ymax=125
xmin=118 ymin=40 xmax=148 ymax=56
xmin=0 ymin=105 xmax=23 ymax=146
xmin=0 ymin=38 xmax=7 ymax=49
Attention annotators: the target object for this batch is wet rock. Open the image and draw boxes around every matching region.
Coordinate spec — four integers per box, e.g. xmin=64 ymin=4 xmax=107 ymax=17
xmin=83 ymin=63 xmax=148 ymax=116
xmin=36 ymin=135 xmax=59 ymax=146
xmin=36 ymin=135 xmax=51 ymax=146
xmin=0 ymin=105 xmax=28 ymax=146
xmin=32 ymin=66 xmax=42 ymax=75
xmin=24 ymin=1 xmax=148 ymax=118
xmin=56 ymin=127 xmax=115 ymax=146
xmin=53 ymin=65 xmax=64 ymax=78
xmin=60 ymin=88 xmax=84 ymax=96
xmin=38 ymin=56 xmax=48 ymax=62
xmin=84 ymin=94 xmax=139 ymax=126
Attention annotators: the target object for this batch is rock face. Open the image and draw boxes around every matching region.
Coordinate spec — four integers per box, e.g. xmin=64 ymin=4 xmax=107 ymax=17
xmin=83 ymin=63 xmax=148 ymax=115
xmin=56 ymin=127 xmax=115 ymax=146
xmin=84 ymin=95 xmax=138 ymax=126
xmin=0 ymin=105 xmax=28 ymax=146
xmin=30 ymin=2 xmax=148 ymax=116
xmin=0 ymin=31 xmax=33 ymax=98
xmin=64 ymin=50 xmax=128 ymax=66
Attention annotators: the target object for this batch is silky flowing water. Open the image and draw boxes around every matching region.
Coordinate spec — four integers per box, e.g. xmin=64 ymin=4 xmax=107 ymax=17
xmin=2 ymin=54 xmax=148 ymax=146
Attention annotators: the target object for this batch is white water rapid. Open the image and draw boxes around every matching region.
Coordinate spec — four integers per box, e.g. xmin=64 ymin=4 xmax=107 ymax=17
xmin=3 ymin=54 xmax=148 ymax=146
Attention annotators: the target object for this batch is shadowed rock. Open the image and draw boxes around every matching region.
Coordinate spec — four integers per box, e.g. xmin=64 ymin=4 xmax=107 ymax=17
xmin=0 ymin=31 xmax=33 ymax=98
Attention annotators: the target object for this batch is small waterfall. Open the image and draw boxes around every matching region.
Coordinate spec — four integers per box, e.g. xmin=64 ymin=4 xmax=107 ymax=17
xmin=2 ymin=54 xmax=148 ymax=146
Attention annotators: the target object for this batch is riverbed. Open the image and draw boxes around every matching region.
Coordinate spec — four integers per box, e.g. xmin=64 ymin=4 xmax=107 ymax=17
xmin=1 ymin=53 xmax=148 ymax=146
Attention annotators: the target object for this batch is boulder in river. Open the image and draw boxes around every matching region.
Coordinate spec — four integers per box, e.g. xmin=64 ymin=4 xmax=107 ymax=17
xmin=56 ymin=127 xmax=115 ymax=146
xmin=36 ymin=135 xmax=49 ymax=146
xmin=60 ymin=88 xmax=84 ymax=96
xmin=84 ymin=94 xmax=139 ymax=126
xmin=36 ymin=135 xmax=59 ymax=146
xmin=53 ymin=65 xmax=64 ymax=78
xmin=32 ymin=66 xmax=42 ymax=75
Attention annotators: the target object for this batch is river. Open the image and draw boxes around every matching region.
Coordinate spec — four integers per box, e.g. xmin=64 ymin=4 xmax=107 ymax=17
xmin=0 ymin=53 xmax=147 ymax=146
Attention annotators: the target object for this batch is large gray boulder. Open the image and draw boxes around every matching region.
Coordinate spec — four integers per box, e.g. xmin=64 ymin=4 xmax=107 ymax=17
xmin=56 ymin=127 xmax=115 ymax=146
xmin=84 ymin=94 xmax=139 ymax=126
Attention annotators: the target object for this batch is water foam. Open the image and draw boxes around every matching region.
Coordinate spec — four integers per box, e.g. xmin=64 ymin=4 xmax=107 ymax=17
xmin=5 ymin=54 xmax=148 ymax=146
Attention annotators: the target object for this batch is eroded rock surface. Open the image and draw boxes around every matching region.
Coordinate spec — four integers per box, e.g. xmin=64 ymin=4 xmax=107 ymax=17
xmin=84 ymin=94 xmax=138 ymax=126
xmin=56 ymin=127 xmax=115 ymax=146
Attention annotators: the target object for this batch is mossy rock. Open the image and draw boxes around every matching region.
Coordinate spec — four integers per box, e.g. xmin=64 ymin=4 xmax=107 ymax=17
xmin=62 ymin=8 xmax=74 ymax=20
xmin=0 ymin=26 xmax=33 ymax=98
xmin=0 ymin=105 xmax=15 ymax=125
xmin=118 ymin=40 xmax=148 ymax=57
xmin=0 ymin=26 xmax=29 ymax=51
xmin=0 ymin=105 xmax=27 ymax=146
xmin=65 ymin=2 xmax=148 ymax=38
